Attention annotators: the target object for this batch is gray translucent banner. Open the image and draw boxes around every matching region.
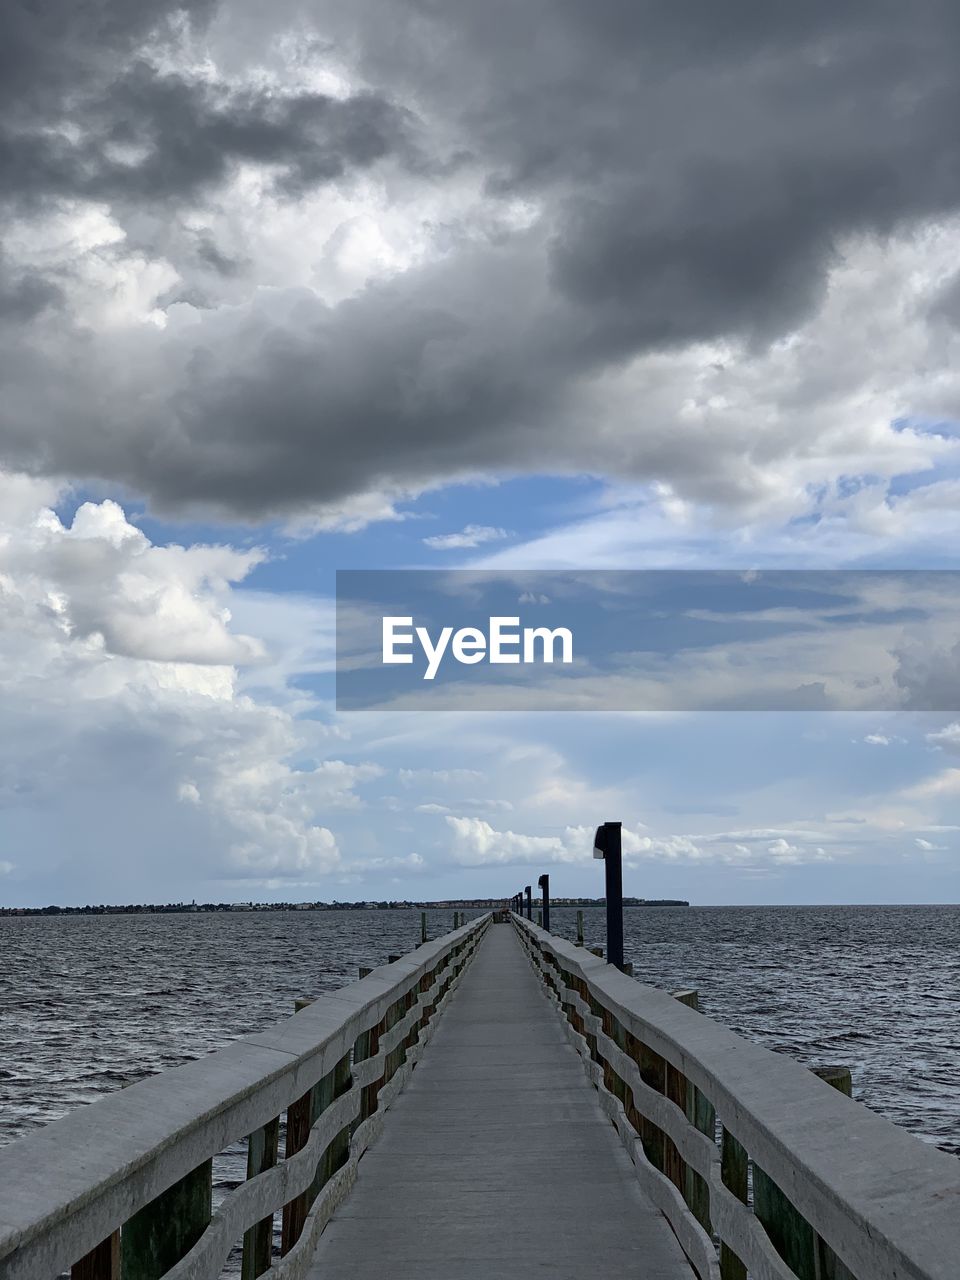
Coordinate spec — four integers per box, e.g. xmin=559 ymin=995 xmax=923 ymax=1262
xmin=335 ymin=569 xmax=960 ymax=712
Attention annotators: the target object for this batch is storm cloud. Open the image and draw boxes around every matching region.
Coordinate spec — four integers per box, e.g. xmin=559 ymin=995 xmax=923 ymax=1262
xmin=5 ymin=1 xmax=960 ymax=519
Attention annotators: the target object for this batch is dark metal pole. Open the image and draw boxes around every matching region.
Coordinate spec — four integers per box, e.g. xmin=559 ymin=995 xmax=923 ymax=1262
xmin=593 ymin=821 xmax=624 ymax=970
xmin=524 ymin=885 xmax=532 ymax=920
xmin=537 ymin=873 xmax=550 ymax=933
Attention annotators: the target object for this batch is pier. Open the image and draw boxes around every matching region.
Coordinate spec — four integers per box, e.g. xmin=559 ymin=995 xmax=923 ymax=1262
xmin=1 ymin=912 xmax=958 ymax=1280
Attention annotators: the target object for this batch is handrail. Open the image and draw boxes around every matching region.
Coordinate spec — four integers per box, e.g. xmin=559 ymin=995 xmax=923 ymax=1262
xmin=0 ymin=915 xmax=491 ymax=1280
xmin=513 ymin=913 xmax=960 ymax=1280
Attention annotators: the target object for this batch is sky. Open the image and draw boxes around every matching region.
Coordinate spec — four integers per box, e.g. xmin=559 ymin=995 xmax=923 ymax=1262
xmin=4 ymin=3 xmax=960 ymax=905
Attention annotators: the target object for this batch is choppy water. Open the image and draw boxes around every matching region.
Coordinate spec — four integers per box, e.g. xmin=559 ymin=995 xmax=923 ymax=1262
xmin=1 ymin=905 xmax=957 ymax=1246
xmin=0 ymin=907 xmax=487 ymax=1144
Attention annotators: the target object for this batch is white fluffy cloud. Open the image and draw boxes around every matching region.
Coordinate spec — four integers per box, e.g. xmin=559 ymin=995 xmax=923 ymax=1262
xmin=445 ymin=817 xmax=717 ymax=868
xmin=0 ymin=476 xmax=386 ymax=896
xmin=2 ymin=496 xmax=265 ymax=666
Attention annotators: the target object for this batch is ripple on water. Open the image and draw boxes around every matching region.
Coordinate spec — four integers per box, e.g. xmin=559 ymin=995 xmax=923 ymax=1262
xmin=1 ymin=905 xmax=957 ymax=1167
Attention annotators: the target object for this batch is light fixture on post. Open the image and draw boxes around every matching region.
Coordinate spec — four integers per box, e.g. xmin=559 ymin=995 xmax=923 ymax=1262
xmin=537 ymin=873 xmax=550 ymax=933
xmin=593 ymin=821 xmax=624 ymax=970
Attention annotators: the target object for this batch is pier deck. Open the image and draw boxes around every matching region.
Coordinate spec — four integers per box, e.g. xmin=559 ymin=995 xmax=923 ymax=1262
xmin=307 ymin=924 xmax=693 ymax=1279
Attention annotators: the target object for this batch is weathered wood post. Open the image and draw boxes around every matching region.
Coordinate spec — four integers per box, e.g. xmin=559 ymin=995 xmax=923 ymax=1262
xmin=665 ymin=991 xmax=713 ymax=1233
xmin=663 ymin=990 xmax=696 ymax=1195
xmin=576 ymin=909 xmax=584 ymax=946
xmin=359 ymin=965 xmax=372 ymax=978
xmin=811 ymin=1067 xmax=855 ymax=1280
xmin=120 ymin=1161 xmax=212 ymax=1280
xmin=72 ymin=1233 xmax=120 ymax=1280
xmin=634 ymin=1038 xmax=666 ymax=1173
xmin=315 ymin=1053 xmax=352 ymax=1195
xmin=388 ymin=953 xmax=401 ymax=963
xmin=280 ymin=1083 xmax=317 ymax=1252
xmin=720 ymin=1129 xmax=749 ymax=1280
xmin=537 ymin=909 xmax=542 ymax=926
xmin=753 ymin=1063 xmax=854 ymax=1280
xmin=671 ymin=989 xmax=698 ymax=1008
xmin=812 ymin=1065 xmax=852 ymax=1096
xmin=241 ymin=1117 xmax=279 ymax=1280
xmin=421 ymin=911 xmax=427 ymax=943
xmin=524 ymin=885 xmax=532 ymax=919
xmin=753 ymin=1164 xmax=817 ymax=1280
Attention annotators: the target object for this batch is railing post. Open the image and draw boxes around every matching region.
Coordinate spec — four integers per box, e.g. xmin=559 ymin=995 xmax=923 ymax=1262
xmin=280 ymin=1083 xmax=319 ymax=1254
xmin=354 ymin=1022 xmax=377 ymax=1125
xmin=634 ymin=1041 xmax=665 ymax=1172
xmin=672 ymin=992 xmax=713 ymax=1235
xmin=241 ymin=1117 xmax=279 ymax=1280
xmin=120 ymin=1160 xmax=212 ymax=1280
xmin=812 ymin=1067 xmax=856 ymax=1280
xmin=753 ymin=1066 xmax=854 ymax=1280
xmin=753 ymin=1165 xmax=817 ymax=1280
xmin=72 ymin=1232 xmax=119 ymax=1280
xmin=524 ymin=885 xmax=532 ymax=919
xmin=537 ymin=873 xmax=550 ymax=932
xmin=812 ymin=1065 xmax=852 ymax=1096
xmin=720 ymin=1129 xmax=748 ymax=1280
xmin=317 ymin=1053 xmax=353 ymax=1190
xmin=576 ymin=909 xmax=584 ymax=946
xmin=421 ymin=911 xmax=427 ymax=944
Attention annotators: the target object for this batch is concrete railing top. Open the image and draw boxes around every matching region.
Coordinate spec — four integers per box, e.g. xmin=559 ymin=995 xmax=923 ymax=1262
xmin=0 ymin=915 xmax=490 ymax=1279
xmin=514 ymin=914 xmax=960 ymax=1280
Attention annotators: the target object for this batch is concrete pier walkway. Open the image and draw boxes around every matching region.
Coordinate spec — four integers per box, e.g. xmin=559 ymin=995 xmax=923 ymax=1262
xmin=308 ymin=923 xmax=693 ymax=1279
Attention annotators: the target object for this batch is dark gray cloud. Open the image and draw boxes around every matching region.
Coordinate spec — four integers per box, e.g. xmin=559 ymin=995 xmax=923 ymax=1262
xmin=4 ymin=1 xmax=960 ymax=518
xmin=0 ymin=3 xmax=415 ymax=209
xmin=0 ymin=255 xmax=62 ymax=321
xmin=3 ymin=67 xmax=414 ymax=206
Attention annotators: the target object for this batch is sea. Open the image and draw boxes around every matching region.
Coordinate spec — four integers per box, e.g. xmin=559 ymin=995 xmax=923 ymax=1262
xmin=1 ymin=904 xmax=957 ymax=1269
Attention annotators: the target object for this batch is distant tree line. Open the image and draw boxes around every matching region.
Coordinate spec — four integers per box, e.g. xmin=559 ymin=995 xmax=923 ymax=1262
xmin=0 ymin=895 xmax=688 ymax=917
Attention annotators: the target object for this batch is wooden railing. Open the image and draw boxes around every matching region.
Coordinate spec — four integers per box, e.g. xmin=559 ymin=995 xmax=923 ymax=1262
xmin=513 ymin=914 xmax=959 ymax=1280
xmin=0 ymin=915 xmax=490 ymax=1280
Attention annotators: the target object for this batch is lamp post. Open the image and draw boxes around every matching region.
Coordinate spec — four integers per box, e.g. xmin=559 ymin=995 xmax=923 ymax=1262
xmin=537 ymin=873 xmax=550 ymax=933
xmin=593 ymin=821 xmax=624 ymax=970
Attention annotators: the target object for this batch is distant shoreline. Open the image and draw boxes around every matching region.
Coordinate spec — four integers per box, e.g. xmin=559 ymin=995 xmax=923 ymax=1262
xmin=0 ymin=897 xmax=690 ymax=917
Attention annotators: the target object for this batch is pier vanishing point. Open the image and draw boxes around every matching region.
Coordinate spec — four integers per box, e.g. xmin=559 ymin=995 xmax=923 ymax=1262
xmin=1 ymin=911 xmax=958 ymax=1280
